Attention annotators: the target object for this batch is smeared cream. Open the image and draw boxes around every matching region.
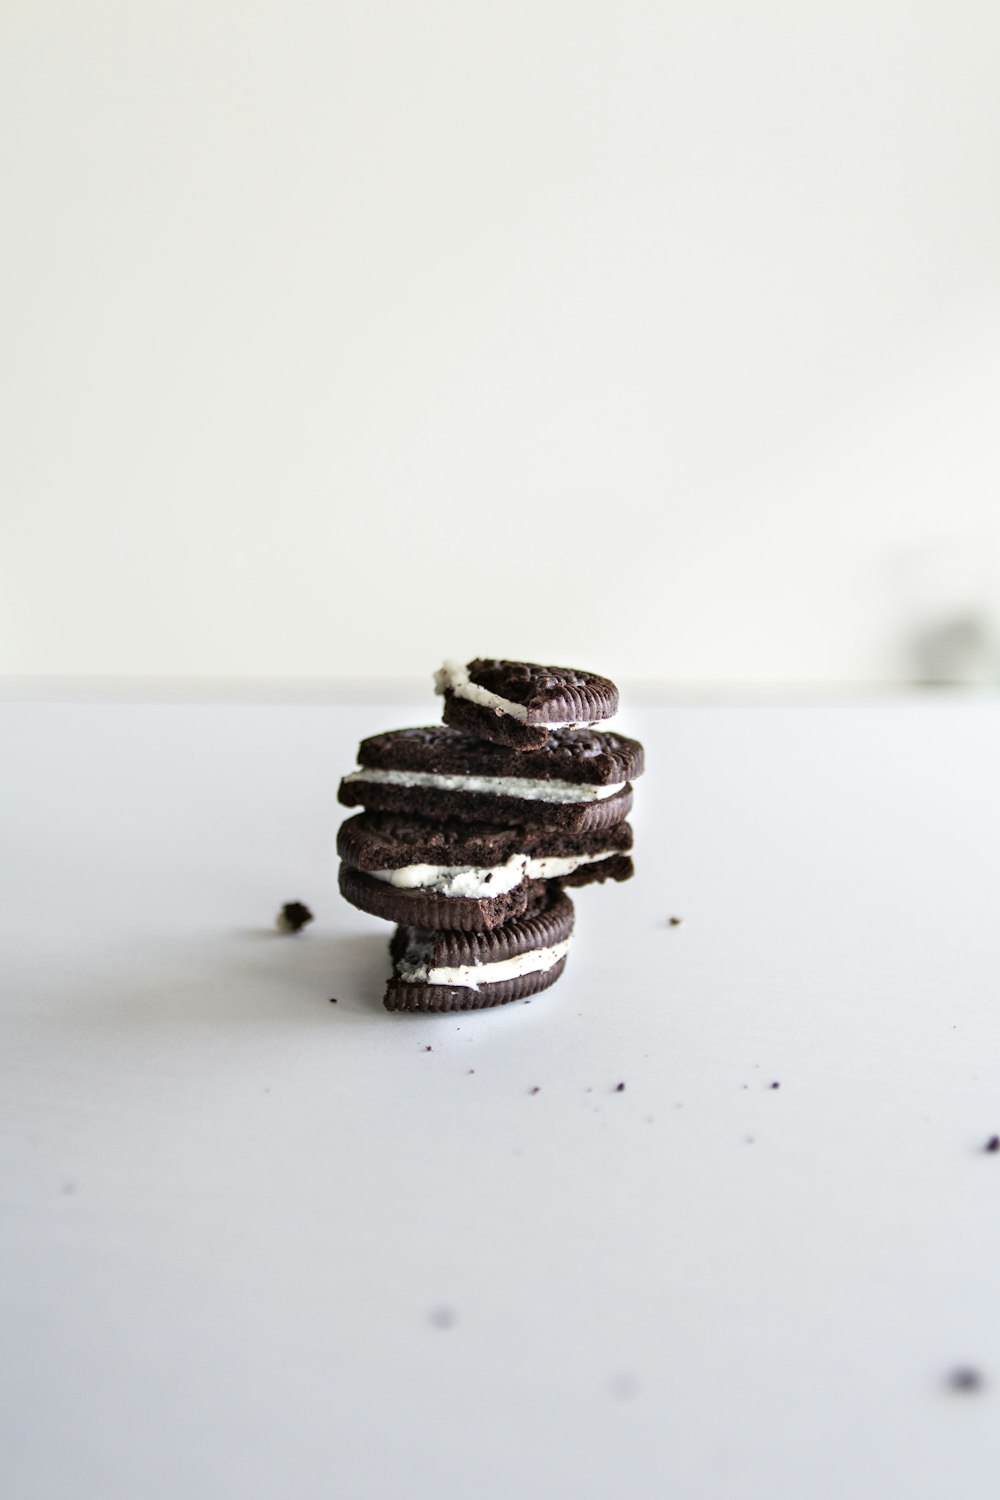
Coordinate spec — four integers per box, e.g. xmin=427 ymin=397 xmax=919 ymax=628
xmin=369 ymin=854 xmax=527 ymax=898
xmin=368 ymin=848 xmax=619 ymax=900
xmin=397 ymin=933 xmax=571 ymax=990
xmin=434 ymin=659 xmax=598 ymax=730
xmin=343 ymin=767 xmax=626 ymax=804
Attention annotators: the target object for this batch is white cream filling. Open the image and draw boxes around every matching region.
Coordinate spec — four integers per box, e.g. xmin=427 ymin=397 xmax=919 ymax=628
xmin=368 ymin=848 xmax=619 ymax=900
xmin=398 ymin=936 xmax=571 ymax=990
xmin=370 ymin=853 xmax=528 ymax=898
xmin=343 ymin=767 xmax=625 ymax=804
xmin=434 ymin=659 xmax=598 ymax=730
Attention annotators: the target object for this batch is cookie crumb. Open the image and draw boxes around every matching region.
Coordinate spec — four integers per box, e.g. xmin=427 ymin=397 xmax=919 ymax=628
xmin=667 ymin=916 xmax=683 ymax=927
xmin=424 ymin=1045 xmax=432 ymax=1052
xmin=948 ymin=1367 xmax=984 ymax=1392
xmin=61 ymin=1181 xmax=76 ymax=1195
xmin=985 ymin=1136 xmax=1000 ymax=1153
xmin=529 ymin=1086 xmax=540 ymax=1095
xmin=429 ymin=1306 xmax=457 ymax=1331
xmin=468 ymin=1069 xmax=475 ymax=1075
xmin=770 ymin=1081 xmax=780 ymax=1090
xmin=615 ymin=1082 xmax=626 ymax=1093
xmin=277 ymin=901 xmax=313 ymax=934
xmin=328 ymin=997 xmax=338 ymax=1004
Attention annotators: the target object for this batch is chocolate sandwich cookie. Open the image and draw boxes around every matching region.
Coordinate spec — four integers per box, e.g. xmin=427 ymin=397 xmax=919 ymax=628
xmin=338 ymin=811 xmax=633 ymax=931
xmin=384 ymin=883 xmax=575 ymax=1012
xmin=338 ymin=725 xmax=643 ymax=832
xmin=435 ymin=659 xmax=618 ymax=750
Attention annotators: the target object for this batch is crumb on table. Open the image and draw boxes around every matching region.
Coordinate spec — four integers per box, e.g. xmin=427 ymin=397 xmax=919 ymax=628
xmin=277 ymin=901 xmax=313 ymax=934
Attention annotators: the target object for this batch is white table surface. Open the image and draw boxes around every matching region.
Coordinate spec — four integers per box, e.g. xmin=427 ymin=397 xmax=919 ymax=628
xmin=2 ymin=698 xmax=999 ymax=1500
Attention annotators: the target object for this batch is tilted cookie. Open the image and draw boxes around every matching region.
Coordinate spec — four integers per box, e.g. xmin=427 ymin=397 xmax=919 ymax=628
xmin=435 ymin=658 xmax=618 ymax=750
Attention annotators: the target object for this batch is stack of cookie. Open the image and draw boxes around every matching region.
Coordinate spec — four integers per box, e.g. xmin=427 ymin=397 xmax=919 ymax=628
xmin=336 ymin=659 xmax=644 ymax=1012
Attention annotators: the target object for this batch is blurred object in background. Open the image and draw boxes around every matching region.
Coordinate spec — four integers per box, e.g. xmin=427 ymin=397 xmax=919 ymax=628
xmin=914 ymin=615 xmax=998 ymax=689
xmin=894 ymin=537 xmax=1000 ymax=688
xmin=3 ymin=2 xmax=1000 ymax=694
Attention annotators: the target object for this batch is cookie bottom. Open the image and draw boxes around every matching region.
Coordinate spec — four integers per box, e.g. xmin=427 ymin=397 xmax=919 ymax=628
xmin=384 ymin=955 xmax=568 ymax=1013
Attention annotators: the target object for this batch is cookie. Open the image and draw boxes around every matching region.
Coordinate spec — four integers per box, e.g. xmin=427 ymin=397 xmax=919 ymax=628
xmin=338 ymin=811 xmax=633 ymax=930
xmin=435 ymin=658 xmax=618 ymax=750
xmin=384 ymin=883 xmax=575 ymax=1012
xmin=338 ymin=725 xmax=643 ymax=832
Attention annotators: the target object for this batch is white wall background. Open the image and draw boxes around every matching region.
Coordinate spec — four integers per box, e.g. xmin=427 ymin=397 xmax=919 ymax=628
xmin=2 ymin=0 xmax=999 ymax=688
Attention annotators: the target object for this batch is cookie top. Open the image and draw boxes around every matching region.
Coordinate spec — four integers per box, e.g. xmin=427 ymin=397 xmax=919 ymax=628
xmin=338 ymin=810 xmax=633 ymax=871
xmin=351 ymin=725 xmax=643 ymax=786
xmin=435 ymin=659 xmax=618 ymax=727
xmin=390 ymin=882 xmax=574 ymax=971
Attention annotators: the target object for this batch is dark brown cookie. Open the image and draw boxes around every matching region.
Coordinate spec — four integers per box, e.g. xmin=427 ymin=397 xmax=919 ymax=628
xmin=337 ymin=812 xmax=633 ymax=930
xmin=337 ymin=811 xmax=527 ymax=870
xmin=337 ymin=810 xmax=633 ymax=867
xmin=556 ymin=852 xmax=633 ymax=888
xmin=338 ymin=725 xmax=643 ymax=831
xmin=339 ymin=778 xmax=632 ymax=832
xmin=384 ymin=884 xmax=574 ymax=1012
xmin=347 ymin=725 xmax=642 ymax=782
xmin=339 ymin=865 xmax=532 ymax=933
xmin=435 ymin=659 xmax=618 ymax=750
